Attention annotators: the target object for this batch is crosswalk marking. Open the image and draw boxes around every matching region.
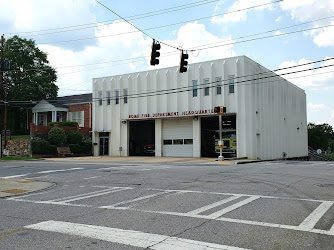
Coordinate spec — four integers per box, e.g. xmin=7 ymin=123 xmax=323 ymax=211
xmin=37 ymin=167 xmax=83 ymax=174
xmin=297 ymin=201 xmax=334 ymax=231
xmin=8 ymin=186 xmax=334 ymax=237
xmin=207 ymin=196 xmax=260 ymax=219
xmin=100 ymin=190 xmax=174 ymax=209
xmin=187 ymin=195 xmax=242 ymax=215
xmin=25 ymin=220 xmax=251 ymax=250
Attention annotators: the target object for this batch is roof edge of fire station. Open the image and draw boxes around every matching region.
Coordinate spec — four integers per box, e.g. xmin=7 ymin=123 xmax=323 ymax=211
xmin=92 ymin=55 xmax=305 ymax=92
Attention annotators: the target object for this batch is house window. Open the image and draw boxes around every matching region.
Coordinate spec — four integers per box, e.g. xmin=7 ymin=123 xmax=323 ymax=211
xmin=69 ymin=111 xmax=84 ymax=127
xmin=204 ymin=78 xmax=210 ymax=96
xmin=56 ymin=112 xmax=62 ymax=122
xmin=192 ymin=80 xmax=198 ymax=97
xmin=107 ymin=91 xmax=111 ymax=105
xmin=37 ymin=114 xmax=45 ymax=125
xmin=123 ymin=89 xmax=128 ymax=104
xmin=229 ymin=75 xmax=235 ymax=94
xmin=115 ymin=90 xmax=119 ymax=104
xmin=98 ymin=91 xmax=102 ymax=106
xmin=216 ymin=77 xmax=222 ymax=95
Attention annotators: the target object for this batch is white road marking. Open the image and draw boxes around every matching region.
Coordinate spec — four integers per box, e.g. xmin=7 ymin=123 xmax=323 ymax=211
xmin=25 ymin=220 xmax=251 ymax=250
xmin=83 ymin=176 xmax=101 ymax=180
xmin=37 ymin=167 xmax=83 ymax=174
xmin=330 ymin=222 xmax=334 ymax=234
xmin=297 ymin=201 xmax=334 ymax=231
xmin=187 ymin=195 xmax=242 ymax=215
xmin=1 ymin=174 xmax=30 ymax=179
xmin=207 ymin=196 xmax=261 ymax=219
xmin=100 ymin=191 xmax=174 ymax=209
xmin=48 ymin=187 xmax=130 ymax=203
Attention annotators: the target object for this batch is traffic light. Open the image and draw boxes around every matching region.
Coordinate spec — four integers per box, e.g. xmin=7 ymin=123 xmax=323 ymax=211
xmin=150 ymin=40 xmax=160 ymax=66
xmin=214 ymin=106 xmax=226 ymax=114
xmin=179 ymin=51 xmax=188 ymax=73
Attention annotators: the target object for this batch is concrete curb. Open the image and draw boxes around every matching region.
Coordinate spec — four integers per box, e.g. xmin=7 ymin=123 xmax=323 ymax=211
xmin=0 ymin=178 xmax=55 ymax=198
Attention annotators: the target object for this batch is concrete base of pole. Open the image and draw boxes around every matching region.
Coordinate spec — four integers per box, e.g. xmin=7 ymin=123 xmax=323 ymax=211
xmin=218 ymin=156 xmax=224 ymax=161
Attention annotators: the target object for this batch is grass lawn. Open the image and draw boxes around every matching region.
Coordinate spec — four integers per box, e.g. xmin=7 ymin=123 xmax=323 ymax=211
xmin=0 ymin=156 xmax=42 ymax=161
xmin=10 ymin=135 xmax=30 ymax=141
xmin=321 ymin=154 xmax=334 ymax=160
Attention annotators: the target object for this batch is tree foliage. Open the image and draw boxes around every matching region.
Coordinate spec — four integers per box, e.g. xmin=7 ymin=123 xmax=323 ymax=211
xmin=2 ymin=35 xmax=58 ymax=135
xmin=308 ymin=123 xmax=334 ymax=151
xmin=4 ymin=35 xmax=58 ymax=101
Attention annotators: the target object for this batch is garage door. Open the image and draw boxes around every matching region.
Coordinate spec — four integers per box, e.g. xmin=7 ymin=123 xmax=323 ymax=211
xmin=162 ymin=118 xmax=193 ymax=157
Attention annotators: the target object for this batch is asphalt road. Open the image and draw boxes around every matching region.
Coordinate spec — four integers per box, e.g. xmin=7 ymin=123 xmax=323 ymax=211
xmin=0 ymin=158 xmax=334 ymax=249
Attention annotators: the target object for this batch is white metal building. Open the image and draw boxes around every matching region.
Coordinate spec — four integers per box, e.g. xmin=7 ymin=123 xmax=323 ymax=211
xmin=92 ymin=56 xmax=308 ymax=160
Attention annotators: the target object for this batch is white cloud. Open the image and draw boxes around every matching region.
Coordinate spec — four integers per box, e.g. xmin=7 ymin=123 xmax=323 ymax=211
xmin=1 ymin=0 xmax=98 ymax=50
xmin=38 ymin=21 xmax=236 ymax=96
xmin=328 ymin=110 xmax=334 ymax=127
xmin=274 ymin=30 xmax=282 ymax=36
xmin=280 ymin=0 xmax=334 ymax=47
xmin=275 ymin=16 xmax=281 ymax=22
xmin=308 ymin=102 xmax=328 ymax=112
xmin=212 ymin=0 xmax=273 ymax=24
xmin=278 ymin=57 xmax=334 ymax=89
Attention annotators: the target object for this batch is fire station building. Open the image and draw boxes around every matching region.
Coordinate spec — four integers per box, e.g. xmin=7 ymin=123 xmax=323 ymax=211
xmin=92 ymin=56 xmax=308 ymax=160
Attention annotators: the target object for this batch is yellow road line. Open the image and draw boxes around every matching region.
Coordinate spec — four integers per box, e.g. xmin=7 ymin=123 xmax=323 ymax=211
xmin=0 ymin=229 xmax=27 ymax=238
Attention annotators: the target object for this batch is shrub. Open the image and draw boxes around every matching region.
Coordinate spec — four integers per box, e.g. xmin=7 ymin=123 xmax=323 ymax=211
xmin=31 ymin=138 xmax=57 ymax=154
xmin=67 ymin=130 xmax=83 ymax=144
xmin=48 ymin=127 xmax=67 ymax=146
xmin=69 ymin=140 xmax=92 ymax=154
xmin=48 ymin=121 xmax=78 ymax=127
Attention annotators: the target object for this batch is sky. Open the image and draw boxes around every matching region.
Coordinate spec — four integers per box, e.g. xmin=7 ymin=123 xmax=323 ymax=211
xmin=1 ymin=0 xmax=334 ymax=127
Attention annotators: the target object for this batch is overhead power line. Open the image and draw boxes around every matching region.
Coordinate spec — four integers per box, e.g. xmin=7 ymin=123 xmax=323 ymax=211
xmin=8 ymin=0 xmax=220 ymax=36
xmin=4 ymin=59 xmax=334 ymax=104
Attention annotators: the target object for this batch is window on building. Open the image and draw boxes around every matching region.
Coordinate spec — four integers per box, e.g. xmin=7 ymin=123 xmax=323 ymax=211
xmin=68 ymin=111 xmax=84 ymax=127
xmin=216 ymin=77 xmax=222 ymax=95
xmin=229 ymin=75 xmax=235 ymax=94
xmin=107 ymin=91 xmax=111 ymax=105
xmin=37 ymin=114 xmax=45 ymax=125
xmin=163 ymin=140 xmax=173 ymax=145
xmin=184 ymin=139 xmax=193 ymax=144
xmin=56 ymin=112 xmax=62 ymax=122
xmin=115 ymin=90 xmax=119 ymax=104
xmin=98 ymin=91 xmax=102 ymax=106
xmin=173 ymin=139 xmax=183 ymax=145
xmin=192 ymin=80 xmax=198 ymax=97
xmin=204 ymin=78 xmax=210 ymax=96
xmin=123 ymin=89 xmax=128 ymax=104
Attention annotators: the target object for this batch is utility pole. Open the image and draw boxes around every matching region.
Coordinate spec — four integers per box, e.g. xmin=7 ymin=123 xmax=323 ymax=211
xmin=0 ymin=35 xmax=4 ymax=158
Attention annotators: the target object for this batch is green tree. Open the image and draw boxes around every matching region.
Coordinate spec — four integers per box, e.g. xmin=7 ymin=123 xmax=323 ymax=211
xmin=2 ymin=35 xmax=58 ymax=134
xmin=307 ymin=123 xmax=333 ymax=151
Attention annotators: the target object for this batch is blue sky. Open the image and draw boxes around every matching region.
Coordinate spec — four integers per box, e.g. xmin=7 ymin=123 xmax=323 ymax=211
xmin=1 ymin=0 xmax=334 ymax=126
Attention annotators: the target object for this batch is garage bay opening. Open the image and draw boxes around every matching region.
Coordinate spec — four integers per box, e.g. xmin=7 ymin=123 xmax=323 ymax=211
xmin=201 ymin=115 xmax=237 ymax=158
xmin=129 ymin=120 xmax=155 ymax=156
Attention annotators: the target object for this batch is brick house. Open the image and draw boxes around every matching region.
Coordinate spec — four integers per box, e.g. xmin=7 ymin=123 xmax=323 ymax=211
xmin=31 ymin=93 xmax=92 ymax=135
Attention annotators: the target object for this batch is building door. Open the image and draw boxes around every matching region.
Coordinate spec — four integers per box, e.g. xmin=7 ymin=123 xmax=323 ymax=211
xmin=99 ymin=133 xmax=109 ymax=156
xmin=162 ymin=118 xmax=193 ymax=157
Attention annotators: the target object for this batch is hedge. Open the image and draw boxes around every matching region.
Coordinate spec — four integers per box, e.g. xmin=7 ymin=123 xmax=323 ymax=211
xmin=31 ymin=138 xmax=57 ymax=154
xmin=67 ymin=130 xmax=83 ymax=144
xmin=48 ymin=127 xmax=67 ymax=146
xmin=69 ymin=141 xmax=92 ymax=154
xmin=48 ymin=121 xmax=78 ymax=127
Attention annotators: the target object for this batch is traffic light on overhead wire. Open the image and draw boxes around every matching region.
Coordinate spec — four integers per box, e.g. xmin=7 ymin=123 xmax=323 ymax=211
xmin=150 ymin=40 xmax=161 ymax=66
xmin=179 ymin=51 xmax=188 ymax=73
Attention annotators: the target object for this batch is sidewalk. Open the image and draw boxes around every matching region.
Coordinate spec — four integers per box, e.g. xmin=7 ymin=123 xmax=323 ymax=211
xmin=0 ymin=178 xmax=54 ymax=198
xmin=46 ymin=156 xmax=261 ymax=164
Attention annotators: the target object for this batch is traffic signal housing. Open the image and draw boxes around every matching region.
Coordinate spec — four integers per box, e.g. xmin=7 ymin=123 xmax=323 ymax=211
xmin=214 ymin=106 xmax=226 ymax=114
xmin=179 ymin=51 xmax=188 ymax=73
xmin=150 ymin=40 xmax=160 ymax=66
